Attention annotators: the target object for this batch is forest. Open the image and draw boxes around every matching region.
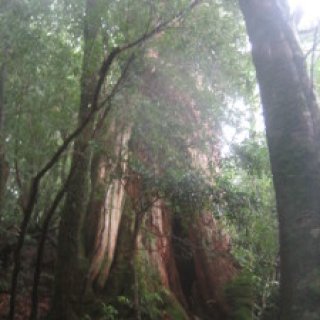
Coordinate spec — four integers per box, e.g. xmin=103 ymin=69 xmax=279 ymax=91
xmin=0 ymin=0 xmax=320 ymax=319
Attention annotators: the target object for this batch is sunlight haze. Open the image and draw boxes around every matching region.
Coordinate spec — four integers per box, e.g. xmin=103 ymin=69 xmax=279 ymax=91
xmin=288 ymin=0 xmax=320 ymax=27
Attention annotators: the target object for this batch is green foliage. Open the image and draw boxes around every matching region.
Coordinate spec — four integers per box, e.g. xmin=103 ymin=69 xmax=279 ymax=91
xmin=101 ymin=303 xmax=119 ymax=320
xmin=231 ymin=139 xmax=270 ymax=177
xmin=127 ymin=253 xmax=188 ymax=320
xmin=140 ymin=291 xmax=164 ymax=319
xmin=217 ymin=135 xmax=278 ymax=319
xmin=225 ymin=271 xmax=256 ymax=320
xmin=0 ymin=0 xmax=82 ymax=229
xmin=134 ymin=255 xmax=165 ymax=320
xmin=261 ymin=284 xmax=279 ymax=320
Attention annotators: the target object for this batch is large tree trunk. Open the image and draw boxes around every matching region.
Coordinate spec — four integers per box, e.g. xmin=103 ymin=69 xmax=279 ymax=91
xmin=239 ymin=1 xmax=320 ymax=319
xmin=82 ymin=66 xmax=238 ymax=319
xmin=84 ymin=119 xmax=132 ymax=291
xmin=51 ymin=0 xmax=101 ymax=318
xmin=102 ymin=178 xmax=237 ymax=319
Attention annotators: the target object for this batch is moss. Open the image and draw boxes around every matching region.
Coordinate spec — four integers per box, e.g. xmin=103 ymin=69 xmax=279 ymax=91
xmin=127 ymin=243 xmax=189 ymax=320
xmin=225 ymin=271 xmax=255 ymax=320
xmin=162 ymin=291 xmax=189 ymax=320
xmin=91 ymin=196 xmax=190 ymax=320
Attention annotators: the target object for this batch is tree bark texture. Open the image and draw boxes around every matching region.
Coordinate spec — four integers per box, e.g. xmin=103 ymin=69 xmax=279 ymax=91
xmin=239 ymin=1 xmax=320 ymax=319
xmin=84 ymin=119 xmax=131 ymax=291
xmin=103 ymin=181 xmax=237 ymax=319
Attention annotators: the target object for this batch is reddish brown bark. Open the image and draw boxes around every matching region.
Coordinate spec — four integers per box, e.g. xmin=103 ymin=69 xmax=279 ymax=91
xmin=73 ymin=47 xmax=238 ymax=316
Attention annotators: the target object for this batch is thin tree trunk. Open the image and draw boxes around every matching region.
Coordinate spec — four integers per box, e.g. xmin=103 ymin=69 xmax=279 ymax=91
xmin=0 ymin=56 xmax=8 ymax=217
xmin=29 ymin=170 xmax=72 ymax=320
xmin=239 ymin=1 xmax=320 ymax=319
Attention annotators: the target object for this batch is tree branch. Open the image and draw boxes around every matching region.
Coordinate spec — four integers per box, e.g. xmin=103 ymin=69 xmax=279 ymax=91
xmin=29 ymin=169 xmax=73 ymax=320
xmin=93 ymin=52 xmax=136 ymax=137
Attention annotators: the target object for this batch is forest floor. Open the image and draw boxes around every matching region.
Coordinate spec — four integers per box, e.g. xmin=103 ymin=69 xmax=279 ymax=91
xmin=0 ymin=292 xmax=50 ymax=320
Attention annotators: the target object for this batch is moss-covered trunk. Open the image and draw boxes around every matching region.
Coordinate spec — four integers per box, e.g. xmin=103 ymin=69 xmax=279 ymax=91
xmin=82 ymin=134 xmax=237 ymax=319
xmin=240 ymin=1 xmax=320 ymax=319
xmin=51 ymin=0 xmax=102 ymax=318
xmin=102 ymin=190 xmax=237 ymax=319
